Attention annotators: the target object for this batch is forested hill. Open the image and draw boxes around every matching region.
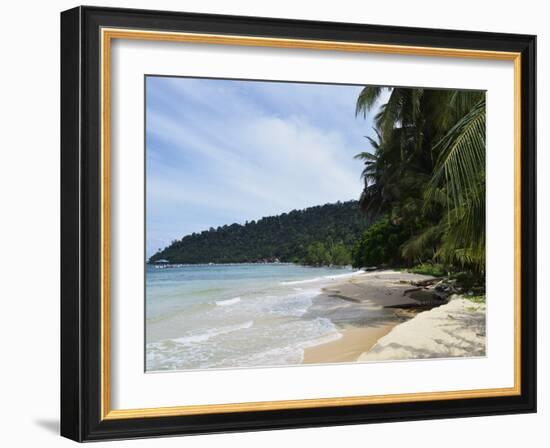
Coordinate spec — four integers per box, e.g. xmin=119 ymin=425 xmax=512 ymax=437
xmin=149 ymin=201 xmax=371 ymax=265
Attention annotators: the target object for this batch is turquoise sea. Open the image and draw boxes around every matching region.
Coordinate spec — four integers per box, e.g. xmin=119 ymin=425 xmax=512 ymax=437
xmin=145 ymin=263 xmax=362 ymax=371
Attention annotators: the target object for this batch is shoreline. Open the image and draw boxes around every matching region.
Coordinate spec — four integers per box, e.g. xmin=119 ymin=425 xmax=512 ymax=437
xmin=147 ymin=267 xmax=484 ymax=370
xmin=303 ymin=323 xmax=398 ymax=364
xmin=301 ymin=270 xmax=435 ymax=364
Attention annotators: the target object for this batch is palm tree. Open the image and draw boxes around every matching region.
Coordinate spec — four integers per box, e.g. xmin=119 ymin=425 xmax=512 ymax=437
xmin=354 ymin=86 xmax=486 ymax=273
xmin=356 ymin=87 xmax=424 ymax=137
xmin=427 ymin=95 xmax=486 ymax=270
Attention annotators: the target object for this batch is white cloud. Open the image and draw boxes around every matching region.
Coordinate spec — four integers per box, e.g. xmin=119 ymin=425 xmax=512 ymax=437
xmin=146 ymin=77 xmax=376 ymax=256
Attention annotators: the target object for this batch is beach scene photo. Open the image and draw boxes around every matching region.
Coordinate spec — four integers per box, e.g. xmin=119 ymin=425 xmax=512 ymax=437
xmin=145 ymin=76 xmax=486 ymax=372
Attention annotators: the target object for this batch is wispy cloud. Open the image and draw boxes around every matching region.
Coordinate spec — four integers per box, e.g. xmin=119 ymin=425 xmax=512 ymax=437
xmin=146 ymin=77 xmax=379 ymax=257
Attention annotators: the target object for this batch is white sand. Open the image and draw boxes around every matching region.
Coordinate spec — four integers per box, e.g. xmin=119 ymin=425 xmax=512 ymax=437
xmin=358 ymin=295 xmax=486 ymax=361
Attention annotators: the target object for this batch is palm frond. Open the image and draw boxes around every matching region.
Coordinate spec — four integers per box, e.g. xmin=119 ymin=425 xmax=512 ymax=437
xmin=401 ymin=225 xmax=443 ymax=261
xmin=355 ymin=86 xmax=385 ymax=117
xmin=427 ymin=99 xmax=486 ymax=211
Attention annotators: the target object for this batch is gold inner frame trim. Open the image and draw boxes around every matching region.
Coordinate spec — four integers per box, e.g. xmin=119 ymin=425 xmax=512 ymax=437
xmin=100 ymin=27 xmax=522 ymax=421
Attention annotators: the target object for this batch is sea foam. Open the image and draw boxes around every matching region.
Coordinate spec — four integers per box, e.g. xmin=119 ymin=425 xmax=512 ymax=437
xmin=170 ymin=320 xmax=253 ymax=345
xmin=146 ymin=263 xmax=357 ymax=371
xmin=280 ymin=269 xmax=364 ymax=286
xmin=215 ymin=297 xmax=241 ymax=306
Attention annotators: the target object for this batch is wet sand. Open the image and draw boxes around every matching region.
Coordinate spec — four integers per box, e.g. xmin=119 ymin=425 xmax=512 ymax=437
xmin=303 ymin=323 xmax=398 ymax=364
xmin=301 ymin=270 xmax=435 ymax=364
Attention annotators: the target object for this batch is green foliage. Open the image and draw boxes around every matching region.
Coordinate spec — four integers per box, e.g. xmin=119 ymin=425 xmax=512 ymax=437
xmin=408 ymin=263 xmax=447 ymax=277
xmin=151 ymin=86 xmax=486 ymax=279
xmin=331 ymin=242 xmax=352 ymax=266
xmin=465 ymin=294 xmax=486 ymax=304
xmin=451 ymin=271 xmax=485 ymax=290
xmin=304 ymin=242 xmax=331 ymax=266
xmin=304 ymin=241 xmax=352 ymax=266
xmin=149 ymin=201 xmax=368 ymax=265
xmin=355 ymin=86 xmax=486 ymax=275
xmin=352 ymin=217 xmax=409 ymax=267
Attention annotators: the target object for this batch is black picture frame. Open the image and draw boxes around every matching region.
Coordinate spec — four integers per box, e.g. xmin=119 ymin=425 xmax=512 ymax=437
xmin=61 ymin=5 xmax=536 ymax=442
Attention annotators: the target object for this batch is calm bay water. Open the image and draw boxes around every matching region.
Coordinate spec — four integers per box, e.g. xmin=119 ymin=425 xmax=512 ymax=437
xmin=145 ymin=263 xmax=360 ymax=371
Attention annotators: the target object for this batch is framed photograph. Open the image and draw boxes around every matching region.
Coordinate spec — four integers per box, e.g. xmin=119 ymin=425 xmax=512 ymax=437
xmin=60 ymin=6 xmax=536 ymax=441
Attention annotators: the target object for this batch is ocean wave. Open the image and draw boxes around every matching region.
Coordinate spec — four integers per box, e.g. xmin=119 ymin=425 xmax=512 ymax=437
xmin=280 ymin=269 xmax=364 ymax=286
xmin=146 ymin=316 xmax=342 ymax=371
xmin=280 ymin=277 xmax=322 ymax=285
xmin=231 ymin=318 xmax=342 ymax=366
xmin=215 ymin=297 xmax=241 ymax=306
xmin=170 ymin=320 xmax=253 ymax=345
xmin=322 ymin=269 xmax=364 ymax=280
xmin=264 ymin=289 xmax=320 ymax=317
xmin=302 ymin=328 xmax=343 ymax=349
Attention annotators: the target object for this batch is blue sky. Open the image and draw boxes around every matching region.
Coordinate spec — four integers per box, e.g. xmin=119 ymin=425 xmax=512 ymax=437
xmin=146 ymin=76 xmax=384 ymax=258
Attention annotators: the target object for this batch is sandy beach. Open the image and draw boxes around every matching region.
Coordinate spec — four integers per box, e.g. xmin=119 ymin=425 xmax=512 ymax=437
xmin=146 ymin=265 xmax=485 ymax=371
xmin=302 ymin=270 xmax=442 ymax=364
xmin=359 ymin=295 xmax=486 ymax=361
xmin=304 ymin=324 xmax=397 ymax=363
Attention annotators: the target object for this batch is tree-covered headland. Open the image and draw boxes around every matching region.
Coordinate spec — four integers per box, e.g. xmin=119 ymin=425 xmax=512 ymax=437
xmin=149 ymin=201 xmax=370 ymax=266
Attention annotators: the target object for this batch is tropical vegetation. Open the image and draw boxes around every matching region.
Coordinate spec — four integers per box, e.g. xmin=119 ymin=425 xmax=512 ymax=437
xmin=150 ymin=86 xmax=485 ymax=279
xmin=352 ymin=86 xmax=485 ymax=278
xmin=149 ymin=201 xmax=368 ymax=265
